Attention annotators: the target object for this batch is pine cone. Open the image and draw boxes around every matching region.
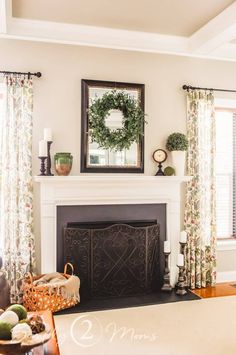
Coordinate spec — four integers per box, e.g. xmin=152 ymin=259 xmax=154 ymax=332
xmin=28 ymin=315 xmax=45 ymax=334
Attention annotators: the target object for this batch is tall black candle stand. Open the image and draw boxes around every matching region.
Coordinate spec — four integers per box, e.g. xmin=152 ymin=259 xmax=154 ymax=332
xmin=180 ymin=241 xmax=187 ymax=288
xmin=180 ymin=241 xmax=186 ymax=255
xmin=46 ymin=141 xmax=54 ymax=176
xmin=38 ymin=156 xmax=47 ymax=176
xmin=161 ymin=252 xmax=172 ymax=292
xmin=176 ymin=265 xmax=187 ymax=295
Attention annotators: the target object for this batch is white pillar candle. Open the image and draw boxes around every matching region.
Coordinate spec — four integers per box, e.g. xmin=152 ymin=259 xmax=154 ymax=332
xmin=164 ymin=240 xmax=171 ymax=253
xmin=39 ymin=140 xmax=48 ymax=157
xmin=44 ymin=128 xmax=53 ymax=141
xmin=177 ymin=254 xmax=184 ymax=267
xmin=180 ymin=231 xmax=187 ymax=243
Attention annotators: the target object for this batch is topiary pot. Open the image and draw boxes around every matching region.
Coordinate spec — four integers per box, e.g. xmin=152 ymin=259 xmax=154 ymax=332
xmin=171 ymin=151 xmax=185 ymax=176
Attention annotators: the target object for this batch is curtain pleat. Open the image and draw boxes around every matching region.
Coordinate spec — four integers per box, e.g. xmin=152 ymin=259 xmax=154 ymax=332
xmin=184 ymin=90 xmax=216 ymax=289
xmin=0 ymin=75 xmax=36 ymax=303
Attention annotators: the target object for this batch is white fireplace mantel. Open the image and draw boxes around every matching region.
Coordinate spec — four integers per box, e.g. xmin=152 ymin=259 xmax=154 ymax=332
xmin=35 ymin=175 xmax=191 ymax=286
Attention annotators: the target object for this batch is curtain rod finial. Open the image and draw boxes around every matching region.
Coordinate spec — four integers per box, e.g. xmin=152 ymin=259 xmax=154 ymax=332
xmin=36 ymin=72 xmax=42 ymax=78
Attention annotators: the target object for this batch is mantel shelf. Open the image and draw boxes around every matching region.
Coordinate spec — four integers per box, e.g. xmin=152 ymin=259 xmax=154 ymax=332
xmin=34 ymin=175 xmax=192 ymax=183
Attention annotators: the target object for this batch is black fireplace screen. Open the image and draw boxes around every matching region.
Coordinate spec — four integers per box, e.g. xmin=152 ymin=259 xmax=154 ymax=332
xmin=64 ymin=221 xmax=160 ymax=299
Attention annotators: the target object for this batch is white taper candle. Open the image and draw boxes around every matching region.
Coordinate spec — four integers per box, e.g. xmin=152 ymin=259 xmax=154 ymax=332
xmin=177 ymin=254 xmax=184 ymax=267
xmin=44 ymin=128 xmax=53 ymax=141
xmin=164 ymin=240 xmax=171 ymax=253
xmin=180 ymin=231 xmax=187 ymax=243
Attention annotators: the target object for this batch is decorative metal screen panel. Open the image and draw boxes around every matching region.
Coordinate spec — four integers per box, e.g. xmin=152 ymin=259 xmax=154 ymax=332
xmin=64 ymin=222 xmax=160 ymax=299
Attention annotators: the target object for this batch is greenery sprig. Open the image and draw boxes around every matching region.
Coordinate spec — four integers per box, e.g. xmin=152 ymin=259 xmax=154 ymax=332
xmin=88 ymin=90 xmax=146 ymax=151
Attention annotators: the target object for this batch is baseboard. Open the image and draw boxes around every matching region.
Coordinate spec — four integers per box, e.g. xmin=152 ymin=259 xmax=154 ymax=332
xmin=217 ymin=271 xmax=236 ymax=283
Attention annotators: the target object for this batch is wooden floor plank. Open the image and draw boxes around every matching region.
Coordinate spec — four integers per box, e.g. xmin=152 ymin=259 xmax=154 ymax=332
xmin=192 ymin=282 xmax=236 ymax=298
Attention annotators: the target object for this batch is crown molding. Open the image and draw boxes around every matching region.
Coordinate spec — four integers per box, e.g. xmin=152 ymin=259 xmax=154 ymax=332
xmin=1 ymin=0 xmax=236 ymax=62
xmin=210 ymin=43 xmax=236 ymax=60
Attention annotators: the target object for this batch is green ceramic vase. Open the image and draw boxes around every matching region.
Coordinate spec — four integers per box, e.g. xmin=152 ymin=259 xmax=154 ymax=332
xmin=54 ymin=153 xmax=73 ymax=176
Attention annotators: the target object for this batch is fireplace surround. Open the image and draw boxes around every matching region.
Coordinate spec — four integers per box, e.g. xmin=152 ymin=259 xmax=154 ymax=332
xmin=35 ymin=175 xmax=191 ymax=287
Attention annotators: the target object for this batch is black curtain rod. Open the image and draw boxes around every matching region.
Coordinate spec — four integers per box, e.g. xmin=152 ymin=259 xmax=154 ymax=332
xmin=183 ymin=84 xmax=236 ymax=94
xmin=0 ymin=71 xmax=42 ymax=78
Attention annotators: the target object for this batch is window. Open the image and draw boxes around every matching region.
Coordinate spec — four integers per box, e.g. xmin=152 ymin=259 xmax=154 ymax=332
xmin=215 ymin=109 xmax=236 ymax=239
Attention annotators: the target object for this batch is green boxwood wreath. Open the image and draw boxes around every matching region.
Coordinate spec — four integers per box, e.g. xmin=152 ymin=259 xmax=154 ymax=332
xmin=88 ymin=90 xmax=146 ymax=151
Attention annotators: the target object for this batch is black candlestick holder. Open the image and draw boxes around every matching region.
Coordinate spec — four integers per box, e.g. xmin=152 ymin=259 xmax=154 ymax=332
xmin=180 ymin=241 xmax=187 ymax=255
xmin=38 ymin=156 xmax=47 ymax=176
xmin=161 ymin=252 xmax=172 ymax=292
xmin=155 ymin=163 xmax=164 ymax=176
xmin=180 ymin=241 xmax=187 ymax=287
xmin=176 ymin=265 xmax=187 ymax=295
xmin=46 ymin=141 xmax=54 ymax=176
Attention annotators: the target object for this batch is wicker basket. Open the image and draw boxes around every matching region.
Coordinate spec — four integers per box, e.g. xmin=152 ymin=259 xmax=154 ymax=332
xmin=23 ymin=263 xmax=79 ymax=313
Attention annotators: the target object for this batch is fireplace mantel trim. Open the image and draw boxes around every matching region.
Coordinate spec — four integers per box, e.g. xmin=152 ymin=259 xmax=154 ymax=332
xmin=35 ymin=175 xmax=192 ymax=286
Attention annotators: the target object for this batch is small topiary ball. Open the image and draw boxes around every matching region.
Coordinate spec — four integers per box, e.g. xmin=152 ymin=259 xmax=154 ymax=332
xmin=12 ymin=323 xmax=32 ymax=342
xmin=166 ymin=133 xmax=188 ymax=151
xmin=164 ymin=166 xmax=175 ymax=176
xmin=0 ymin=311 xmax=19 ymax=327
xmin=0 ymin=321 xmax=12 ymax=340
xmin=7 ymin=304 xmax=27 ymax=321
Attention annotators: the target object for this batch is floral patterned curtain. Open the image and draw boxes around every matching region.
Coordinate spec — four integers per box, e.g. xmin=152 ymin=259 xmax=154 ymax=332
xmin=0 ymin=75 xmax=36 ymax=303
xmin=184 ymin=90 xmax=216 ymax=289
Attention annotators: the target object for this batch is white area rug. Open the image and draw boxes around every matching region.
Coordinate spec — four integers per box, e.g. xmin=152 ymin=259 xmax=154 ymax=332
xmin=54 ymin=296 xmax=236 ymax=355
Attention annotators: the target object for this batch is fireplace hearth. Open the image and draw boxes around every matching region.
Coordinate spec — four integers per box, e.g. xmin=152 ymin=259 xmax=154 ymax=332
xmin=64 ymin=220 xmax=160 ymax=300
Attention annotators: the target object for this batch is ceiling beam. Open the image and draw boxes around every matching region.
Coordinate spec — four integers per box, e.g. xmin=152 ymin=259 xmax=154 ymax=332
xmin=189 ymin=2 xmax=236 ymax=54
xmin=7 ymin=17 xmax=189 ymax=55
xmin=1 ymin=0 xmax=236 ymax=62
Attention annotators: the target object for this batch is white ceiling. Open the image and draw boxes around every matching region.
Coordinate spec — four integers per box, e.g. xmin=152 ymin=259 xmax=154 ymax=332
xmin=1 ymin=0 xmax=236 ymax=61
xmin=12 ymin=0 xmax=234 ymax=36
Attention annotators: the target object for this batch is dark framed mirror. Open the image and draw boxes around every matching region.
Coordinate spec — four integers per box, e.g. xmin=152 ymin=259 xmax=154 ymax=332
xmin=81 ymin=79 xmax=145 ymax=173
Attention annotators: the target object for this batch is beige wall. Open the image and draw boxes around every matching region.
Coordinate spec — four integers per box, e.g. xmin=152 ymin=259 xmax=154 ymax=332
xmin=1 ymin=38 xmax=236 ymax=274
xmin=217 ymin=250 xmax=236 ymax=273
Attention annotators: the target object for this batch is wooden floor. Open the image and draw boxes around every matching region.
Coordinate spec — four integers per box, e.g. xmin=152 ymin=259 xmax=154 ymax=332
xmin=192 ymin=282 xmax=236 ymax=298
